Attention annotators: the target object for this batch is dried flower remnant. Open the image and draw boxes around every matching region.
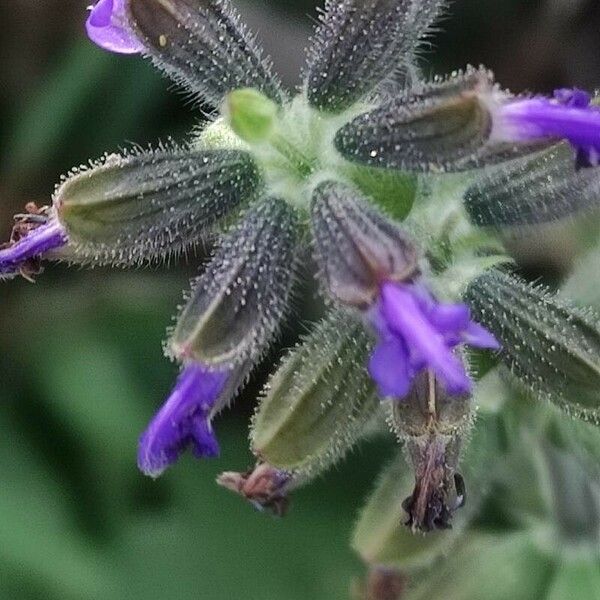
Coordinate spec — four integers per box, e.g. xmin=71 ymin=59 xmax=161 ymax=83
xmin=217 ymin=463 xmax=293 ymax=517
xmin=1 ymin=0 xmax=599 ymax=565
xmin=392 ymin=371 xmax=471 ymax=532
xmin=0 ymin=205 xmax=67 ymax=281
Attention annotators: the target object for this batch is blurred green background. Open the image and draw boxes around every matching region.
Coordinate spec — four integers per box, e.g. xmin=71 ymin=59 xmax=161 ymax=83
xmin=1 ymin=1 xmax=600 ymax=599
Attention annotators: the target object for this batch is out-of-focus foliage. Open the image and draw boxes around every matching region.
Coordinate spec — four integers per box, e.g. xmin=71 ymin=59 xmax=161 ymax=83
xmin=0 ymin=273 xmax=394 ymax=599
xmin=1 ymin=1 xmax=600 ymax=599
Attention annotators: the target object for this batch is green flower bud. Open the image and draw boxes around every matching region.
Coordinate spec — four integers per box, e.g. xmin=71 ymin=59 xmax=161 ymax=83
xmin=251 ymin=310 xmax=379 ymax=472
xmin=225 ymin=89 xmax=279 ymax=144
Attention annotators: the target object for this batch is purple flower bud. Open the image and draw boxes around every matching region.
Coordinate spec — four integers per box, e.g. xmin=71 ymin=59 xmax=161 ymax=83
xmin=368 ymin=282 xmax=499 ymax=399
xmin=494 ymin=87 xmax=600 ymax=168
xmin=137 ymin=363 xmax=230 ymax=478
xmin=0 ymin=211 xmax=67 ymax=280
xmin=86 ymin=0 xmax=144 ymax=55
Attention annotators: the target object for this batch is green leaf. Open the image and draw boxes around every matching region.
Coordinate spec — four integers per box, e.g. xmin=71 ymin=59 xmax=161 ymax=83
xmin=546 ymin=561 xmax=600 ymax=600
xmin=0 ymin=408 xmax=118 ymax=600
xmin=404 ymin=532 xmax=554 ymax=600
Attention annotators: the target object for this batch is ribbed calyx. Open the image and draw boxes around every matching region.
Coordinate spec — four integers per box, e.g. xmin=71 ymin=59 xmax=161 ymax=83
xmin=311 ymin=180 xmax=419 ymax=307
xmin=126 ymin=0 xmax=284 ymax=106
xmin=170 ymin=198 xmax=299 ymax=367
xmin=334 ymin=67 xmax=496 ymax=172
xmin=54 ymin=148 xmax=260 ymax=265
xmin=251 ymin=311 xmax=378 ymax=474
xmin=465 ymin=142 xmax=600 ymax=228
xmin=465 ymin=269 xmax=600 ymax=422
xmin=306 ymin=0 xmax=448 ymax=112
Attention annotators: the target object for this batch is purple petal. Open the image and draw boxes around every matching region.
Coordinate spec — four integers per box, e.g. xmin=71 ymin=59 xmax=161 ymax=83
xmin=498 ymin=94 xmax=600 ymax=166
xmin=462 ymin=322 xmax=501 ymax=350
xmin=442 ymin=370 xmax=472 ymax=396
xmin=554 ymin=88 xmax=591 ymax=108
xmin=0 ymin=220 xmax=67 ymax=276
xmin=86 ymin=0 xmax=143 ymax=55
xmin=191 ymin=419 xmax=220 ymax=458
xmin=137 ymin=363 xmax=229 ymax=478
xmin=380 ymin=283 xmax=472 ymax=395
xmin=428 ymin=303 xmax=471 ymax=333
xmin=369 ymin=338 xmax=412 ymax=398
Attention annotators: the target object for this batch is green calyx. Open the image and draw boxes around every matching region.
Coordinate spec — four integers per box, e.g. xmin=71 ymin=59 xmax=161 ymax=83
xmin=466 ymin=269 xmax=600 ymax=423
xmin=251 ymin=311 xmax=379 ymax=474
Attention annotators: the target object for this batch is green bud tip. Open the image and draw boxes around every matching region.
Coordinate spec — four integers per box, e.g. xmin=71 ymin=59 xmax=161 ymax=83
xmin=225 ymin=88 xmax=279 ymax=144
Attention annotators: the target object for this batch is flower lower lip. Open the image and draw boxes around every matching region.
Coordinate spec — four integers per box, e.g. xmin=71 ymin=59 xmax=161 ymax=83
xmin=368 ymin=281 xmax=500 ymax=399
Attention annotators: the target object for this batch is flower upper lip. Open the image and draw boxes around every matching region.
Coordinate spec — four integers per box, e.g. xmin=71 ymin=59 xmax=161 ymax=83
xmin=86 ymin=0 xmax=144 ymax=55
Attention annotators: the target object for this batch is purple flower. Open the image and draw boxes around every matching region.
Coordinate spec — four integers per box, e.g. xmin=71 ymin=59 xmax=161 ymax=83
xmin=137 ymin=363 xmax=231 ymax=478
xmin=86 ymin=0 xmax=144 ymax=55
xmin=0 ymin=219 xmax=67 ymax=278
xmin=495 ymin=87 xmax=600 ymax=167
xmin=368 ymin=282 xmax=499 ymax=398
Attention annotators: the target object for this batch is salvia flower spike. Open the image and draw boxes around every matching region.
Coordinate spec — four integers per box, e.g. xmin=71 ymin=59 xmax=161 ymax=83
xmin=2 ymin=0 xmax=600 ymax=542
